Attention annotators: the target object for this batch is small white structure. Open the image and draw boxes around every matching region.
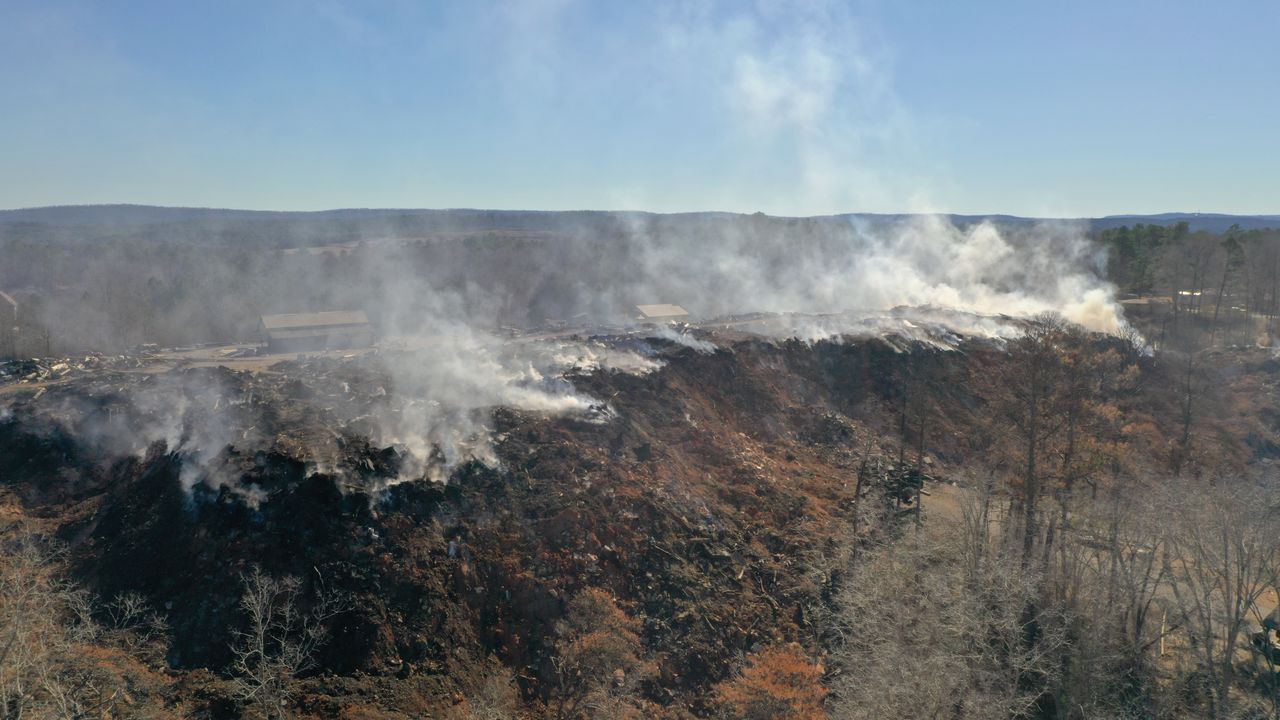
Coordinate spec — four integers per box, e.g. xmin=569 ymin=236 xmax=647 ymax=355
xmin=635 ymin=304 xmax=690 ymax=321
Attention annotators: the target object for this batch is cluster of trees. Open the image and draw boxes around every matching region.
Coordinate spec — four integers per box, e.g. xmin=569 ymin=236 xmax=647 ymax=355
xmin=809 ymin=315 xmax=1280 ymax=719
xmin=449 ymin=588 xmax=828 ymax=720
xmin=1101 ymin=222 xmax=1192 ymax=295
xmin=821 ymin=476 xmax=1280 ymax=719
xmin=0 ymin=527 xmax=171 ymax=718
xmin=0 ymin=523 xmax=355 ymax=720
xmin=1099 ymin=223 xmax=1280 ymax=347
xmin=446 ymin=313 xmax=1272 ymax=719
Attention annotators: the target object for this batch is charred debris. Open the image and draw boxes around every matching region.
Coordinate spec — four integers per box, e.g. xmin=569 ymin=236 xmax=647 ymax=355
xmin=0 ymin=329 xmax=1000 ymax=713
xmin=1 ymin=322 xmax=1273 ymax=717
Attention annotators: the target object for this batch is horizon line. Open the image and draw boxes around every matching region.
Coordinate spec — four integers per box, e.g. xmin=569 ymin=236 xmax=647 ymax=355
xmin=4 ymin=202 xmax=1280 ymax=221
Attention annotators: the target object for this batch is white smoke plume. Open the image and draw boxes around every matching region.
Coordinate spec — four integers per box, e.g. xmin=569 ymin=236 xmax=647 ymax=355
xmin=371 ymin=331 xmax=678 ymax=490
xmin=650 ymin=325 xmax=718 ymax=354
xmin=1 ymin=205 xmax=1126 ymax=503
xmin=610 ymin=213 xmax=1124 ymax=338
xmin=529 ymin=338 xmax=665 ymax=375
xmin=371 ymin=332 xmax=631 ymax=487
xmin=0 ymin=0 xmax=1129 ymax=507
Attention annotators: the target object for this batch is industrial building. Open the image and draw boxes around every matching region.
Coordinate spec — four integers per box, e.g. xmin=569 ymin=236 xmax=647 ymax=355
xmin=259 ymin=311 xmax=374 ymax=354
xmin=635 ymin=304 xmax=690 ymax=322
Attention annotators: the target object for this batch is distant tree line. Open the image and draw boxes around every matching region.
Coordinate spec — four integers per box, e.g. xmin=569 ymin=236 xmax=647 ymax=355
xmin=1098 ymin=222 xmax=1280 ymax=347
xmin=813 ymin=315 xmax=1280 ymax=719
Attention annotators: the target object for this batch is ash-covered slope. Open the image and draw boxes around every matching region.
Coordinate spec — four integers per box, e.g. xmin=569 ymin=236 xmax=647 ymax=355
xmin=4 ymin=337 xmax=893 ymax=715
xmin=3 ymin=327 xmax=1231 ymax=717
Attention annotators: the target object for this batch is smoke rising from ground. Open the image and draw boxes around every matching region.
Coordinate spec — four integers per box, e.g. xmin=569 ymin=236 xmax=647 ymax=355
xmin=1 ymin=208 xmax=1125 ymax=503
xmin=352 ymin=211 xmax=1122 ymax=486
xmin=616 ymin=214 xmax=1122 ymax=335
xmin=370 ymin=333 xmax=657 ymax=487
xmin=0 ymin=0 xmax=1132 ymax=512
xmin=651 ymin=325 xmax=717 ymax=354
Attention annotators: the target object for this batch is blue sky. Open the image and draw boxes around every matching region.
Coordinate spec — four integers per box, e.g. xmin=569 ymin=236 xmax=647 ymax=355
xmin=1 ymin=0 xmax=1276 ymax=216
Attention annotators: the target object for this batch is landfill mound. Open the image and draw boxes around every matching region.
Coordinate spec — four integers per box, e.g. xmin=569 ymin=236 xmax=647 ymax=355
xmin=0 ymin=331 xmax=1271 ymax=717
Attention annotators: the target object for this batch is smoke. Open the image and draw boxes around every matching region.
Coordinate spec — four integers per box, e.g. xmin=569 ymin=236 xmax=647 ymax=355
xmin=0 ymin=330 xmax=662 ymax=503
xmin=609 ymin=213 xmax=1123 ymax=337
xmin=371 ymin=332 xmax=652 ymax=487
xmin=0 ymin=0 xmax=1129 ymax=506
xmin=839 ymin=216 xmax=1123 ymax=334
xmin=344 ymin=208 xmax=1124 ymax=491
xmin=328 ymin=206 xmax=1124 ymax=491
xmin=733 ymin=308 xmax=1024 ymax=348
xmin=0 ymin=202 xmax=1131 ymax=514
xmin=1 ymin=368 xmax=271 ymax=505
xmin=479 ymin=1 xmax=1122 ymax=334
xmin=0 ymin=207 xmax=1126 ymax=498
xmin=531 ymin=338 xmax=665 ymax=375
xmin=713 ymin=0 xmax=922 ymax=214
xmin=650 ymin=325 xmax=718 ymax=354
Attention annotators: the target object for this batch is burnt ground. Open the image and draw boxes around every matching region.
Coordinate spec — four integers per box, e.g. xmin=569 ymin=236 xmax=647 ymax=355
xmin=0 ymin=334 xmax=1275 ymax=717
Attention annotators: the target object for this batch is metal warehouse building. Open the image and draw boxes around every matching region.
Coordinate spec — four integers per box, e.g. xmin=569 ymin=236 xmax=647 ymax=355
xmin=635 ymin=304 xmax=690 ymax=322
xmin=259 ymin=311 xmax=374 ymax=354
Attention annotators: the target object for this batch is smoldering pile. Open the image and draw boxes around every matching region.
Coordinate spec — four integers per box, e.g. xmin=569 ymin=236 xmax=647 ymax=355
xmin=603 ymin=214 xmax=1126 ymax=337
xmin=365 ymin=336 xmax=662 ymax=489
xmin=712 ymin=305 xmax=1025 ymax=349
xmin=0 ymin=336 xmax=665 ymax=506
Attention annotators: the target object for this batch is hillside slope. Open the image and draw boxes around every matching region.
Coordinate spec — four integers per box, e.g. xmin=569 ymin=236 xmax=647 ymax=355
xmin=5 ymin=327 xmax=1272 ymax=717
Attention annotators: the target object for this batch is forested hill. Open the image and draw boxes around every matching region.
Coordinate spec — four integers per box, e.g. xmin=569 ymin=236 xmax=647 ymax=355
xmin=1 ymin=204 xmax=1277 ymax=239
xmin=1093 ymin=212 xmax=1280 ymax=232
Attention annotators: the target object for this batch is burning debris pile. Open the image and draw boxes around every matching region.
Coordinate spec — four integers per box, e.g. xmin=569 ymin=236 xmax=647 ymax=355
xmin=0 ymin=332 xmax=973 ymax=714
xmin=714 ymin=306 xmax=1027 ymax=348
xmin=0 ymin=336 xmax=672 ymax=504
xmin=2 ymin=323 xmax=1263 ymax=717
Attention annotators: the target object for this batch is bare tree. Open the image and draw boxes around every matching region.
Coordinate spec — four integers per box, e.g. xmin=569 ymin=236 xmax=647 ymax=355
xmin=1099 ymin=487 xmax=1170 ymax=668
xmin=1033 ymin=482 xmax=1179 ymax=719
xmin=1001 ymin=313 xmax=1070 ymax=566
xmin=826 ymin=511 xmax=1063 ymax=719
xmin=102 ymin=590 xmax=171 ymax=661
xmin=448 ymin=662 xmax=521 ymax=720
xmin=1209 ymin=225 xmax=1245 ymax=346
xmin=1164 ymin=480 xmax=1280 ymax=719
xmin=0 ymin=530 xmax=142 ymax=719
xmin=229 ymin=567 xmax=347 ymax=719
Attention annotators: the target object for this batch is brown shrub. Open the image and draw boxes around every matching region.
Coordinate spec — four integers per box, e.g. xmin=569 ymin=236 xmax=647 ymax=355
xmin=714 ymin=644 xmax=826 ymax=720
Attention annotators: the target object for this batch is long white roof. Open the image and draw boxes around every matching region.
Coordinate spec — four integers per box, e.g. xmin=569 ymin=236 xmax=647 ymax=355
xmin=636 ymin=304 xmax=689 ymax=319
xmin=260 ymin=311 xmax=370 ymax=330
